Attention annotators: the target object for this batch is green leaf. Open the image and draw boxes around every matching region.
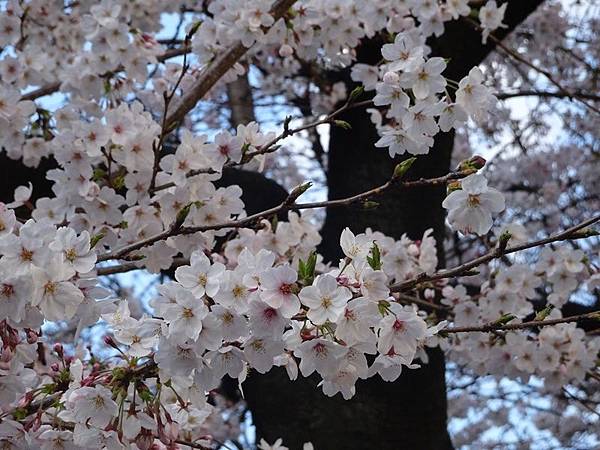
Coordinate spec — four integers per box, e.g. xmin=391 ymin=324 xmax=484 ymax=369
xmin=172 ymin=202 xmax=193 ymax=231
xmin=298 ymin=259 xmax=307 ymax=280
xmin=333 ymin=120 xmax=352 ymax=130
xmin=534 ymin=304 xmax=554 ymax=321
xmin=348 ymin=86 xmax=364 ymax=102
xmin=298 ymin=251 xmax=317 ymax=284
xmin=493 ymin=313 xmax=516 ymax=326
xmin=378 ymin=299 xmax=391 ymax=316
xmin=393 ymin=157 xmax=417 ymax=180
xmin=362 ymin=201 xmax=379 ymax=209
xmin=112 ymin=174 xmax=125 ymax=190
xmin=93 ymin=168 xmax=107 ymax=181
xmin=90 ymin=233 xmax=105 ymax=249
xmin=271 ymin=214 xmax=278 ymax=232
xmin=498 ymin=230 xmax=512 ymax=253
xmin=367 ymin=242 xmax=382 ymax=270
xmin=13 ymin=407 xmax=27 ymax=421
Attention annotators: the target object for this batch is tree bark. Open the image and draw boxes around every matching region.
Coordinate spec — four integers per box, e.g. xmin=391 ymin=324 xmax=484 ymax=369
xmin=244 ymin=2 xmax=545 ymax=449
xmin=227 ymin=72 xmax=256 ymax=127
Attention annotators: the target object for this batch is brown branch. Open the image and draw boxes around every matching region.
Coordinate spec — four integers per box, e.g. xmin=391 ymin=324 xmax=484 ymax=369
xmin=396 ymin=293 xmax=450 ymax=312
xmin=164 ymin=0 xmax=297 ymax=129
xmin=149 ymin=39 xmax=191 ymax=193
xmin=97 ymin=257 xmax=189 ymax=276
xmin=497 ymin=90 xmax=600 ymax=102
xmin=391 ymin=214 xmax=600 ymax=293
xmin=19 ymin=47 xmax=189 ymax=102
xmin=150 ymin=99 xmax=374 ymax=194
xmin=97 ymin=168 xmax=475 ymax=262
xmin=443 ymin=311 xmax=600 ymax=334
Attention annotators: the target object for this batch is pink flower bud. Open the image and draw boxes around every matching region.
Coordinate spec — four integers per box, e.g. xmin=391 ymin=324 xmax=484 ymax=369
xmin=383 ymin=71 xmax=400 ymax=84
xmin=26 ymin=330 xmax=38 ymax=344
xmin=53 ymin=343 xmax=63 ymax=356
xmin=279 ymin=44 xmax=293 ymax=57
xmin=163 ymin=421 xmax=179 ymax=441
xmin=135 ymin=430 xmax=155 ymax=450
xmin=1 ymin=347 xmax=13 ymax=363
xmin=103 ymin=335 xmax=117 ymax=348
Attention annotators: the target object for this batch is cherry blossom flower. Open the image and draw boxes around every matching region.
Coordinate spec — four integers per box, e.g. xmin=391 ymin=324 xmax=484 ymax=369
xmin=259 ymin=265 xmax=300 ymax=318
xmin=299 ymin=274 xmax=352 ymax=325
xmin=65 ymin=385 xmax=118 ymax=429
xmin=479 ymin=1 xmax=508 ymax=43
xmin=295 ymin=338 xmax=347 ymax=378
xmin=442 ymin=173 xmax=505 ymax=235
xmin=175 ymin=250 xmax=226 ymax=298
xmin=31 ymin=262 xmax=84 ymax=321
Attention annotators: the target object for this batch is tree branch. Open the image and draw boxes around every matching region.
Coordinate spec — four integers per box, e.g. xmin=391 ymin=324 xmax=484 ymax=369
xmin=497 ymin=90 xmax=600 ymax=102
xmin=164 ymin=0 xmax=297 ymax=129
xmin=97 ymin=167 xmax=476 ymax=262
xmin=443 ymin=311 xmax=600 ymax=334
xmin=391 ymin=214 xmax=600 ymax=293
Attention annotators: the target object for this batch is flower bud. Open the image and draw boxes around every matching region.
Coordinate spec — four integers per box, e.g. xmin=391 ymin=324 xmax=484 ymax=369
xmin=135 ymin=430 xmax=155 ymax=450
xmin=103 ymin=335 xmax=118 ymax=348
xmin=279 ymin=44 xmax=294 ymax=57
xmin=26 ymin=330 xmax=38 ymax=344
xmin=457 ymin=154 xmax=486 ymax=172
xmin=468 ymin=155 xmax=486 ymax=169
xmin=383 ymin=71 xmax=400 ymax=84
xmin=53 ymin=343 xmax=64 ymax=357
xmin=1 ymin=347 xmax=13 ymax=363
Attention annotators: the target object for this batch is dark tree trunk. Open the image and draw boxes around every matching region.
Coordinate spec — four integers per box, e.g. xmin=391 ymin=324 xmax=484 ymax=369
xmin=244 ymin=2 xmax=544 ymax=449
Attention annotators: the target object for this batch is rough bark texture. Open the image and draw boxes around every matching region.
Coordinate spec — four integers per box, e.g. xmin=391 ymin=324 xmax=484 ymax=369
xmin=226 ymin=72 xmax=257 ymax=127
xmin=244 ymin=2 xmax=545 ymax=449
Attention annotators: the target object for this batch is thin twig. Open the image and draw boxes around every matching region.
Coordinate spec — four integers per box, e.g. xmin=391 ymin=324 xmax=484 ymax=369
xmin=98 ymin=168 xmax=474 ymax=262
xmin=150 ymin=98 xmax=373 ymax=194
xmin=164 ymin=0 xmax=297 ymax=129
xmin=497 ymin=90 xmax=600 ymax=102
xmin=465 ymin=17 xmax=600 ymax=114
xmin=443 ymin=311 xmax=600 ymax=334
xmin=391 ymin=214 xmax=600 ymax=292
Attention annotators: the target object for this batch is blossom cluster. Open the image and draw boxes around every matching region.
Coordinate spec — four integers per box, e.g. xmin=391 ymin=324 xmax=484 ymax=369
xmin=445 ymin=246 xmax=599 ymax=388
xmin=0 ymin=0 xmax=599 ymax=448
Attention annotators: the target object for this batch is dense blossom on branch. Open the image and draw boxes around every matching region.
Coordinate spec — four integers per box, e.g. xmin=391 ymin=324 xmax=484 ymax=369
xmin=0 ymin=0 xmax=599 ymax=449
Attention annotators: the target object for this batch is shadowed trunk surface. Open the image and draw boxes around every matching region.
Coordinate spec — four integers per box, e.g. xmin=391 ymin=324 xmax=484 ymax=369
xmin=243 ymin=2 xmax=544 ymax=448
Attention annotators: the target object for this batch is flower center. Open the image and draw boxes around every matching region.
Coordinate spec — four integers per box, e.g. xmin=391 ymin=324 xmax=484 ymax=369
xmin=279 ymin=283 xmax=293 ymax=296
xmin=232 ymin=285 xmax=245 ymax=298
xmin=393 ymin=319 xmax=405 ymax=333
xmin=313 ymin=342 xmax=327 ymax=356
xmin=222 ymin=311 xmax=234 ymax=324
xmin=1 ymin=284 xmax=14 ymax=298
xmin=93 ymin=395 xmax=106 ymax=409
xmin=65 ymin=248 xmax=77 ymax=262
xmin=20 ymin=248 xmax=33 ymax=262
xmin=467 ymin=194 xmax=481 ymax=207
xmin=44 ymin=281 xmax=57 ymax=295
